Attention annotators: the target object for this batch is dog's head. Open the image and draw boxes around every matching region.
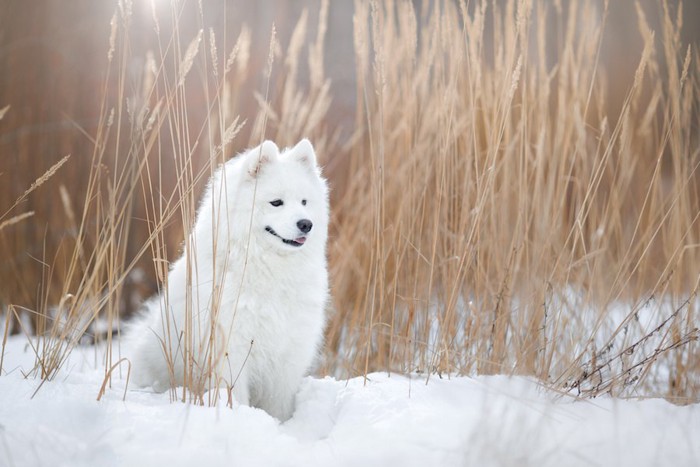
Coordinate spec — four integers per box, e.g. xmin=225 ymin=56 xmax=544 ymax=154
xmin=240 ymin=139 xmax=328 ymax=254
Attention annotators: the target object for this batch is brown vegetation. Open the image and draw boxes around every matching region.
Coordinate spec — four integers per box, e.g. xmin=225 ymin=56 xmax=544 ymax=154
xmin=0 ymin=0 xmax=698 ymax=402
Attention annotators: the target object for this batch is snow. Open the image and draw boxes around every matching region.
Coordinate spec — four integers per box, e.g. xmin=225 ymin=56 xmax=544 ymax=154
xmin=1 ymin=336 xmax=699 ymax=467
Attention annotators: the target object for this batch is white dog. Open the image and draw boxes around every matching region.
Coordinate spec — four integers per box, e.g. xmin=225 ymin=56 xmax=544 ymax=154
xmin=127 ymin=139 xmax=329 ymax=421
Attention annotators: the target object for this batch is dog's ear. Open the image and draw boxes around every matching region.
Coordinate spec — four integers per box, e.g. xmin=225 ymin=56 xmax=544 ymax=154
xmin=291 ymin=138 xmax=318 ymax=171
xmin=247 ymin=140 xmax=279 ymax=178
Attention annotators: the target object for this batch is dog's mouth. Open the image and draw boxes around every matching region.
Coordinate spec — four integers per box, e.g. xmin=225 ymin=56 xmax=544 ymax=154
xmin=265 ymin=226 xmax=306 ymax=247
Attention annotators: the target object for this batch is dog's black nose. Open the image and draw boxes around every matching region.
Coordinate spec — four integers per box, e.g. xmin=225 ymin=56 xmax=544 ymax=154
xmin=297 ymin=219 xmax=313 ymax=233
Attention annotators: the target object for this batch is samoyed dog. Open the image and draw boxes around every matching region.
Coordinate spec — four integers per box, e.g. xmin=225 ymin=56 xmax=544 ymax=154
xmin=127 ymin=139 xmax=329 ymax=421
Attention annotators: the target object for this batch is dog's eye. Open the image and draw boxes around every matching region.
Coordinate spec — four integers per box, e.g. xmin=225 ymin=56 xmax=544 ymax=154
xmin=301 ymin=199 xmax=307 ymax=206
xmin=270 ymin=199 xmax=284 ymax=207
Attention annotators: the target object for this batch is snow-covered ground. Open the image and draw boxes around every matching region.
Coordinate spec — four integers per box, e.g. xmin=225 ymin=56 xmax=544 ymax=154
xmin=1 ymin=335 xmax=698 ymax=467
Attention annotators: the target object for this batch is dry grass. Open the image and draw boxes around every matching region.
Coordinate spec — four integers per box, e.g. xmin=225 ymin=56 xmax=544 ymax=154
xmin=0 ymin=0 xmax=698 ymax=403
xmin=324 ymin=0 xmax=699 ymax=401
xmin=0 ymin=0 xmax=333 ymax=404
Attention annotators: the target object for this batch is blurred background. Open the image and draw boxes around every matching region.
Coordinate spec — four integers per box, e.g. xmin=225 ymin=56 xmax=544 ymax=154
xmin=1 ymin=0 xmax=697 ymax=316
xmin=0 ymin=0 xmax=700 ymax=402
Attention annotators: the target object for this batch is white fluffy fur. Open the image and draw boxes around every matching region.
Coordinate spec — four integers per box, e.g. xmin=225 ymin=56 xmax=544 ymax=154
xmin=127 ymin=139 xmax=329 ymax=421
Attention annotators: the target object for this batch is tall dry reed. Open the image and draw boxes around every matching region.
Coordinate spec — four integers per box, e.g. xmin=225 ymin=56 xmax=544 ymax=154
xmin=1 ymin=0 xmax=334 ymax=404
xmin=325 ymin=0 xmax=699 ymax=401
xmin=0 ymin=0 xmax=698 ymax=402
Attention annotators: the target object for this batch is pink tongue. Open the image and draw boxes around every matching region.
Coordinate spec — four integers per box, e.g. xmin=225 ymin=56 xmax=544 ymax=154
xmin=295 ymin=237 xmax=307 ymax=244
